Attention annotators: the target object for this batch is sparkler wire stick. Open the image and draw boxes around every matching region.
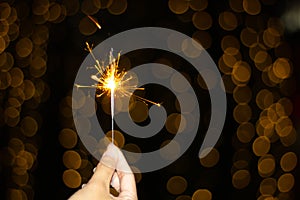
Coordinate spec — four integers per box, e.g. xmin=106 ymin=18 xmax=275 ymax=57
xmin=111 ymin=89 xmax=115 ymax=144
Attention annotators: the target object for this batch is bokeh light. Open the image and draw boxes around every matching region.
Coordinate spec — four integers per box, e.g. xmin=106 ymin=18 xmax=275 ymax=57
xmin=0 ymin=0 xmax=298 ymax=199
xmin=63 ymin=169 xmax=82 ymax=188
xmin=277 ymin=173 xmax=295 ymax=193
xmin=192 ymin=11 xmax=212 ymax=30
xmin=168 ymin=0 xmax=189 ymax=15
xmin=232 ymin=169 xmax=251 ymax=189
xmin=166 ymin=176 xmax=188 ymax=195
xmin=199 ymin=148 xmax=220 ymax=168
xmin=280 ymin=152 xmax=297 ymax=172
xmin=192 ymin=189 xmax=212 ymax=200
xmin=108 ymin=0 xmax=128 ymax=15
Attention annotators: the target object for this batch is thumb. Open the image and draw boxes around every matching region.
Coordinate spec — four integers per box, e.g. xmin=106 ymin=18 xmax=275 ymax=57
xmin=88 ymin=143 xmax=117 ymax=187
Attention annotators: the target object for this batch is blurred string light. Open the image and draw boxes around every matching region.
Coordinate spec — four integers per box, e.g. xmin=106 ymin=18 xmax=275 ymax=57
xmin=0 ymin=0 xmax=295 ymax=199
xmin=0 ymin=0 xmax=55 ymax=198
xmin=165 ymin=0 xmax=298 ymax=198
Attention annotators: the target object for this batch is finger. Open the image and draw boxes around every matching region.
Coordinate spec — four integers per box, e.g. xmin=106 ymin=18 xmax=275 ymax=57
xmin=114 ymin=147 xmax=137 ymax=199
xmin=117 ymin=171 xmax=137 ymax=199
xmin=88 ymin=144 xmax=117 ymax=187
xmin=111 ymin=172 xmax=120 ymax=192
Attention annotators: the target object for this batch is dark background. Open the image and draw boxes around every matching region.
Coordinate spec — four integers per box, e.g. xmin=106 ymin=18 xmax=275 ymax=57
xmin=1 ymin=0 xmax=300 ymax=199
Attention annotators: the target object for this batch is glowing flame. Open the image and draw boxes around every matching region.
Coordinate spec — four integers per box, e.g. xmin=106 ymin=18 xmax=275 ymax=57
xmin=75 ymin=42 xmax=161 ymax=105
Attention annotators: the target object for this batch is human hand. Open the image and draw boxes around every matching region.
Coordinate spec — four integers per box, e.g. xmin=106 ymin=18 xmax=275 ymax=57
xmin=69 ymin=144 xmax=138 ymax=200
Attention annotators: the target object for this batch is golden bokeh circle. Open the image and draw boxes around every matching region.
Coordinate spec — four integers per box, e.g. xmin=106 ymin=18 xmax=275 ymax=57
xmin=258 ymin=155 xmax=276 ymax=177
xmin=192 ymin=11 xmax=213 ymax=30
xmin=280 ymin=152 xmax=297 ymax=172
xmin=106 ymin=130 xmax=125 ymax=148
xmin=29 ymin=56 xmax=47 ymax=78
xmin=256 ymin=89 xmax=274 ymax=110
xmin=20 ymin=116 xmax=38 ymax=137
xmin=10 ymin=67 xmax=24 ymax=88
xmin=0 ymin=2 xmax=11 ymax=20
xmin=81 ymin=0 xmax=101 ymax=15
xmin=79 ymin=16 xmax=97 ymax=36
xmin=11 ymin=172 xmax=29 ymax=187
xmin=275 ymin=117 xmax=293 ymax=137
xmin=15 ymin=37 xmax=33 ymax=58
xmin=233 ymin=86 xmax=252 ymax=104
xmin=272 ymin=58 xmax=292 ymax=80
xmin=168 ymin=0 xmax=189 ymax=14
xmin=130 ymin=101 xmax=149 ymax=123
xmin=252 ymin=136 xmax=270 ymax=156
xmin=108 ymin=0 xmax=128 ymax=15
xmin=48 ymin=2 xmax=62 ymax=22
xmin=277 ymin=173 xmax=294 ymax=193
xmin=219 ymin=11 xmax=238 ymax=31
xmin=19 ymin=150 xmax=34 ymax=170
xmin=263 ymin=28 xmax=281 ymax=48
xmin=189 ymin=0 xmax=208 ymax=11
xmin=243 ymin=0 xmax=261 ymax=15
xmin=166 ymin=176 xmax=188 ymax=195
xmin=240 ymin=27 xmax=257 ymax=48
xmin=192 ymin=189 xmax=212 ymax=200
xmin=199 ymin=148 xmax=220 ymax=168
xmin=63 ymin=150 xmax=82 ymax=169
xmin=4 ymin=106 xmax=20 ymax=127
xmin=237 ymin=122 xmax=255 ymax=143
xmin=260 ymin=178 xmax=277 ymax=196
xmin=232 ymin=169 xmax=251 ymax=189
xmin=63 ymin=169 xmax=82 ymax=188
xmin=165 ymin=113 xmax=185 ymax=134
xmin=233 ymin=103 xmax=252 ymax=124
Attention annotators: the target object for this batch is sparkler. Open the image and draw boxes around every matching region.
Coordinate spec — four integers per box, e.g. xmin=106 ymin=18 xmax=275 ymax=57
xmin=75 ymin=42 xmax=160 ymax=144
xmin=87 ymin=15 xmax=101 ymax=29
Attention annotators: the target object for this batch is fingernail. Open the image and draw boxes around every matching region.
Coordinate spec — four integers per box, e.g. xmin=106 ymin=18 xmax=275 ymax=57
xmin=81 ymin=184 xmax=86 ymax=188
xmin=93 ymin=167 xmax=96 ymax=173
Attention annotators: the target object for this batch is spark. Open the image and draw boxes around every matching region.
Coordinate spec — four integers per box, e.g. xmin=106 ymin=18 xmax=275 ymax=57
xmin=75 ymin=42 xmax=161 ymax=143
xmin=87 ymin=15 xmax=102 ymax=29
